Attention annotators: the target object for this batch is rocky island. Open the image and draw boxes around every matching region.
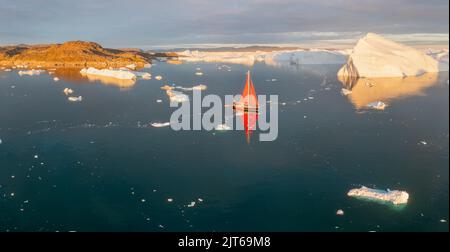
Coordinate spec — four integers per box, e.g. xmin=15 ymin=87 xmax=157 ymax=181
xmin=0 ymin=41 xmax=174 ymax=68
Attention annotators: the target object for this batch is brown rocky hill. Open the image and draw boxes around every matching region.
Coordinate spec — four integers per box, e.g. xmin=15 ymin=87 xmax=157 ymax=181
xmin=0 ymin=41 xmax=161 ymax=68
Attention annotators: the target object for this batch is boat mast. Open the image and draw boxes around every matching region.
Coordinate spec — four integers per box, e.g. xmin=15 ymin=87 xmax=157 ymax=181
xmin=247 ymin=70 xmax=250 ymax=107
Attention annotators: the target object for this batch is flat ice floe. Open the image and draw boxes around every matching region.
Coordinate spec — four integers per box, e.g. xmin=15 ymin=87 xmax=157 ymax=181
xmin=366 ymin=101 xmax=387 ymax=110
xmin=18 ymin=69 xmax=45 ymax=76
xmin=347 ymin=186 xmax=409 ymax=205
xmin=80 ymin=67 xmax=136 ymax=80
xmin=151 ymin=122 xmax=171 ymax=128
xmin=68 ymin=96 xmax=83 ymax=102
xmin=175 ymin=84 xmax=207 ymax=91
xmin=215 ymin=124 xmax=231 ymax=131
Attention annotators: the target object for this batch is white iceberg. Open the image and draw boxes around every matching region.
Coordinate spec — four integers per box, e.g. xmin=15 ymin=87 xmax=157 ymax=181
xmin=155 ymin=75 xmax=163 ymax=80
xmin=151 ymin=122 xmax=171 ymax=128
xmin=80 ymin=67 xmax=136 ymax=80
xmin=366 ymin=101 xmax=387 ymax=110
xmin=68 ymin=96 xmax=83 ymax=102
xmin=347 ymin=186 xmax=409 ymax=205
xmin=18 ymin=69 xmax=45 ymax=76
xmin=268 ymin=49 xmax=348 ymax=65
xmin=53 ymin=77 xmax=60 ymax=82
xmin=195 ymin=72 xmax=204 ymax=76
xmin=178 ymin=49 xmax=348 ymax=66
xmin=338 ymin=33 xmax=441 ymax=78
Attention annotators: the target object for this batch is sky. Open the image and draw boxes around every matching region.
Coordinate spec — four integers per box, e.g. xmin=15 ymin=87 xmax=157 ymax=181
xmin=0 ymin=0 xmax=448 ymax=48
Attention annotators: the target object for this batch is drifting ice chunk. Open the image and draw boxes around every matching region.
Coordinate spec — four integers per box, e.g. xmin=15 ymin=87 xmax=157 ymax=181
xmin=187 ymin=201 xmax=196 ymax=208
xmin=341 ymin=88 xmax=352 ymax=96
xmin=192 ymin=84 xmax=207 ymax=91
xmin=366 ymin=101 xmax=387 ymax=110
xmin=167 ymin=90 xmax=189 ymax=103
xmin=155 ymin=75 xmax=163 ymax=80
xmin=151 ymin=122 xmax=171 ymax=128
xmin=68 ymin=96 xmax=83 ymax=102
xmin=195 ymin=72 xmax=204 ymax=76
xmin=336 ymin=209 xmax=345 ymax=216
xmin=134 ymin=71 xmax=151 ymax=80
xmin=63 ymin=88 xmax=74 ymax=95
xmin=215 ymin=124 xmax=231 ymax=131
xmin=80 ymin=67 xmax=136 ymax=80
xmin=156 ymin=99 xmax=163 ymax=103
xmin=18 ymin=69 xmax=45 ymax=76
xmin=53 ymin=77 xmax=60 ymax=82
xmin=347 ymin=186 xmax=409 ymax=205
xmin=176 ymin=84 xmax=208 ymax=91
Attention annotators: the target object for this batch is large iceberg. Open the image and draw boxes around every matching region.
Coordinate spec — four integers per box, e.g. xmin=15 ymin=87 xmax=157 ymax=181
xmin=338 ymin=33 xmax=441 ymax=78
xmin=178 ymin=49 xmax=349 ymax=66
xmin=267 ymin=49 xmax=348 ymax=66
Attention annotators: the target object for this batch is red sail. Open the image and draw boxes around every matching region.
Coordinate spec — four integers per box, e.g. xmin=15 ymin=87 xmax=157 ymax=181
xmin=240 ymin=71 xmax=258 ymax=109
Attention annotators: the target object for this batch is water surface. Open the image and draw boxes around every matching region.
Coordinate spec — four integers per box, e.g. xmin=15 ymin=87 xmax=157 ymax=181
xmin=0 ymin=62 xmax=448 ymax=231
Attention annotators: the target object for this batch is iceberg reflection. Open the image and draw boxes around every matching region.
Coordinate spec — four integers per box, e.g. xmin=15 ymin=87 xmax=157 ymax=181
xmin=338 ymin=73 xmax=439 ymax=110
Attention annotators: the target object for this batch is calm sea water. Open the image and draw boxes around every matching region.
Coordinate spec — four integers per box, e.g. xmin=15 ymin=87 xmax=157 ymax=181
xmin=0 ymin=61 xmax=448 ymax=232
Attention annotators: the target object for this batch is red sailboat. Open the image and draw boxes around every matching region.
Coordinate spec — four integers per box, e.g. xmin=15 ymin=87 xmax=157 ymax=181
xmin=233 ymin=71 xmax=259 ymax=143
xmin=233 ymin=71 xmax=259 ymax=113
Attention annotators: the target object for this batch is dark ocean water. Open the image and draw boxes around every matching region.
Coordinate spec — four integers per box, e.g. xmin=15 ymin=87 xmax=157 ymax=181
xmin=0 ymin=62 xmax=448 ymax=232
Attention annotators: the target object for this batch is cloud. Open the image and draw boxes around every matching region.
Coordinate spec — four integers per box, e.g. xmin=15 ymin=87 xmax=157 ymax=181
xmin=0 ymin=0 xmax=448 ymax=46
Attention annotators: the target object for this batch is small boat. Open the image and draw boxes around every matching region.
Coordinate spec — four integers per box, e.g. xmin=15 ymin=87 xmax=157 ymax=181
xmin=233 ymin=71 xmax=258 ymax=113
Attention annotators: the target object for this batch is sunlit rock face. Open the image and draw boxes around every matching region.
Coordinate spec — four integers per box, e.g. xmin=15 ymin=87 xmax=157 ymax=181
xmin=338 ymin=73 xmax=439 ymax=110
xmin=338 ymin=33 xmax=440 ymax=78
xmin=0 ymin=41 xmax=152 ymax=68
